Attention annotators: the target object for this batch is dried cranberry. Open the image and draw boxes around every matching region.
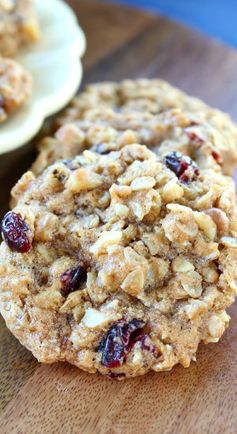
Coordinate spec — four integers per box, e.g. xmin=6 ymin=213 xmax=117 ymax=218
xmin=98 ymin=319 xmax=145 ymax=368
xmin=164 ymin=151 xmax=199 ymax=183
xmin=60 ymin=266 xmax=87 ymax=296
xmin=186 ymin=130 xmax=204 ymax=145
xmin=212 ymin=150 xmax=223 ymax=166
xmin=139 ymin=334 xmax=158 ymax=357
xmin=127 ymin=327 xmax=158 ymax=357
xmin=1 ymin=211 xmax=31 ymax=253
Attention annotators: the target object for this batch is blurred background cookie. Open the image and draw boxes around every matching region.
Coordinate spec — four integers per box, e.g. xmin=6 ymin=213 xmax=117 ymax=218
xmin=0 ymin=0 xmax=39 ymax=57
xmin=0 ymin=57 xmax=32 ymax=123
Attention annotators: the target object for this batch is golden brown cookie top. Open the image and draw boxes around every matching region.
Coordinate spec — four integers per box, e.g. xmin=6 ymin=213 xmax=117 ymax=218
xmin=1 ymin=144 xmax=237 ymax=377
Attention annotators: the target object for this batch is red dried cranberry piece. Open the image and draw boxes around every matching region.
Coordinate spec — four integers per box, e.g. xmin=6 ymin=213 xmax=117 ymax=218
xmin=127 ymin=327 xmax=158 ymax=357
xmin=211 ymin=150 xmax=223 ymax=166
xmin=98 ymin=322 xmax=124 ymax=368
xmin=139 ymin=334 xmax=158 ymax=357
xmin=98 ymin=319 xmax=145 ymax=368
xmin=186 ymin=130 xmax=204 ymax=145
xmin=1 ymin=211 xmax=31 ymax=253
xmin=60 ymin=266 xmax=87 ymax=296
xmin=164 ymin=151 xmax=199 ymax=183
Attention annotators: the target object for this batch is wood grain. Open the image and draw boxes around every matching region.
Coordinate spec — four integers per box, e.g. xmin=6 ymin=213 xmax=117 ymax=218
xmin=0 ymin=1 xmax=237 ymax=432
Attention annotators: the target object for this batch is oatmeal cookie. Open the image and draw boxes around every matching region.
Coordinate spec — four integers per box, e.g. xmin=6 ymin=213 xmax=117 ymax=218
xmin=54 ymin=79 xmax=237 ymax=175
xmin=33 ymin=107 xmax=235 ymax=176
xmin=1 ymin=144 xmax=237 ymax=378
xmin=0 ymin=56 xmax=32 ymax=123
xmin=0 ymin=0 xmax=39 ymax=57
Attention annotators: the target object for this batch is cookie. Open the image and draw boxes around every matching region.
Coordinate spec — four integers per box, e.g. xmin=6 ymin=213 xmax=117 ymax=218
xmin=54 ymin=79 xmax=237 ymax=175
xmin=32 ymin=107 xmax=235 ymax=176
xmin=0 ymin=57 xmax=32 ymax=123
xmin=0 ymin=0 xmax=39 ymax=57
xmin=2 ymin=144 xmax=237 ymax=378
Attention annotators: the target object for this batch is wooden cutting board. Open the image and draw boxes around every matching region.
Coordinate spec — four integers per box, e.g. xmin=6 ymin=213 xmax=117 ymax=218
xmin=1 ymin=1 xmax=237 ymax=432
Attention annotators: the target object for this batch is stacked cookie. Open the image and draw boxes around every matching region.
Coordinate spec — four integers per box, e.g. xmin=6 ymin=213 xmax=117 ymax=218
xmin=0 ymin=0 xmax=39 ymax=122
xmin=1 ymin=79 xmax=237 ymax=378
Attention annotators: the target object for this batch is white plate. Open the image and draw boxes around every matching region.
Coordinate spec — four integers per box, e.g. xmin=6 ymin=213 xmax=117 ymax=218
xmin=0 ymin=0 xmax=86 ymax=155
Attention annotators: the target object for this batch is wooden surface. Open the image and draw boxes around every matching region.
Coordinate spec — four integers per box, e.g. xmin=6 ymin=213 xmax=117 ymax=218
xmin=1 ymin=1 xmax=237 ymax=432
